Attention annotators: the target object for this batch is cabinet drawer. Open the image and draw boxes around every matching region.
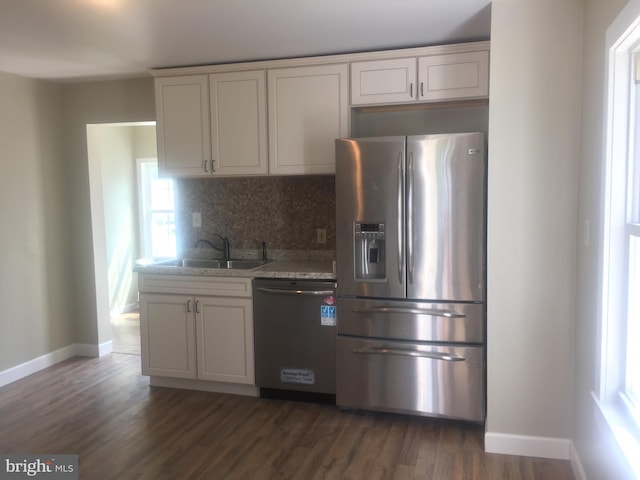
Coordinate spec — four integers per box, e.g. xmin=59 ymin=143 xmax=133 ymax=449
xmin=138 ymin=274 xmax=252 ymax=297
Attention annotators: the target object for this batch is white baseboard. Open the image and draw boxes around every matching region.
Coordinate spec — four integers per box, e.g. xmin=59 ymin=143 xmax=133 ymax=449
xmin=569 ymin=442 xmax=587 ymax=480
xmin=74 ymin=341 xmax=112 ymax=357
xmin=485 ymin=432 xmax=572 ymax=460
xmin=0 ymin=342 xmax=113 ymax=388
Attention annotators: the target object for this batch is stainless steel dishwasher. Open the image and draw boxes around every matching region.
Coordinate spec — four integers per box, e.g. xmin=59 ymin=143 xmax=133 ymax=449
xmin=253 ymin=278 xmax=337 ymax=397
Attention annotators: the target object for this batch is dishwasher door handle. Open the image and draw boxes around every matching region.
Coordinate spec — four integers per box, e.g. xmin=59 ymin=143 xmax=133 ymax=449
xmin=256 ymin=287 xmax=335 ymax=296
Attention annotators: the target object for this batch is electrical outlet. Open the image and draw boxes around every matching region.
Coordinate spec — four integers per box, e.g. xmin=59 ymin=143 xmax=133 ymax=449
xmin=317 ymin=228 xmax=326 ymax=244
xmin=192 ymin=212 xmax=202 ymax=228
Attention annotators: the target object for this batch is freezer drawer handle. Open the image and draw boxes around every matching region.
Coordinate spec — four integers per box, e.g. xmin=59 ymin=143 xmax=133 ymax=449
xmin=352 ymin=307 xmax=465 ymax=318
xmin=256 ymin=287 xmax=335 ymax=296
xmin=351 ymin=346 xmax=465 ymax=362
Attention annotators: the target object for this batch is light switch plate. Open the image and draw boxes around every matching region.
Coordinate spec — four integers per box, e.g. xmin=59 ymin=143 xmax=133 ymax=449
xmin=317 ymin=228 xmax=326 ymax=244
xmin=192 ymin=212 xmax=202 ymax=228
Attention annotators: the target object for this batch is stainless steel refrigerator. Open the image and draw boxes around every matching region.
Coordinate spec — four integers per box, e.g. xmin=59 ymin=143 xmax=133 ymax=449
xmin=335 ymin=132 xmax=486 ymax=422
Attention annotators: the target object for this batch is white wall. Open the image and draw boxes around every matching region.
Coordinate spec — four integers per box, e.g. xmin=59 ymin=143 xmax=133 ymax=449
xmin=62 ymin=79 xmax=155 ymax=346
xmin=486 ymin=0 xmax=583 ymax=454
xmin=134 ymin=124 xmax=157 ymax=159
xmin=0 ymin=72 xmax=74 ymax=370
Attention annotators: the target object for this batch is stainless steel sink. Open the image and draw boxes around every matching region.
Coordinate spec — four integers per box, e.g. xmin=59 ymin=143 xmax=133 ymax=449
xmin=183 ymin=259 xmax=225 ymax=268
xmin=154 ymin=258 xmax=270 ymax=270
xmin=221 ymin=259 xmax=270 ymax=270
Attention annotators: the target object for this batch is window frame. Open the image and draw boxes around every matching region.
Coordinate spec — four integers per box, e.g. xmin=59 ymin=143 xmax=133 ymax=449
xmin=596 ymin=5 xmax=640 ymax=477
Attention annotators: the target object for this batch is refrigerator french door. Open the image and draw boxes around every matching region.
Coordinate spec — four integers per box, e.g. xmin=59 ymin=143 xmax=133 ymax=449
xmin=335 ymin=133 xmax=486 ymax=422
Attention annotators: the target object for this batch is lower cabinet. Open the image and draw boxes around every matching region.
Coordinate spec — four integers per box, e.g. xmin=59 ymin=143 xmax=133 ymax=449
xmin=195 ymin=296 xmax=253 ymax=383
xmin=138 ymin=275 xmax=254 ymax=386
xmin=140 ymin=293 xmax=197 ymax=379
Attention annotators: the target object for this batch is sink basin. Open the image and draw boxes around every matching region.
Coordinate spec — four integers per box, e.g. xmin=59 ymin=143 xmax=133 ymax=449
xmin=221 ymin=259 xmax=270 ymax=270
xmin=182 ymin=259 xmax=225 ymax=268
xmin=153 ymin=258 xmax=270 ymax=270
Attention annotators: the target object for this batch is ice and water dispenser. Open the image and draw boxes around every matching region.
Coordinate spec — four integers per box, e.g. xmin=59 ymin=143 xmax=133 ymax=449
xmin=354 ymin=222 xmax=386 ymax=280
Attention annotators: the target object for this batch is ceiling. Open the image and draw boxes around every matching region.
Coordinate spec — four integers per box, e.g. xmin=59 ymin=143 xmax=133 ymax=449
xmin=0 ymin=0 xmax=492 ymax=82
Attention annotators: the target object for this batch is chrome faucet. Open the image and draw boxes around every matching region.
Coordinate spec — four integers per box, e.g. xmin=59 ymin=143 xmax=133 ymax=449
xmin=195 ymin=235 xmax=231 ymax=261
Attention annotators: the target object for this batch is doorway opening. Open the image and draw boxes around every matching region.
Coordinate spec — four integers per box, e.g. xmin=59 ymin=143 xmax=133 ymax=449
xmin=86 ymin=122 xmax=171 ymax=356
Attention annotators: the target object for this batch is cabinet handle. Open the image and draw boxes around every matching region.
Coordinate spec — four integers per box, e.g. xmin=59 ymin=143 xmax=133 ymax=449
xmin=410 ymin=83 xmax=413 ymax=98
xmin=211 ymin=159 xmax=216 ymax=172
xmin=204 ymin=160 xmax=209 ymax=172
xmin=420 ymin=82 xmax=424 ymax=97
xmin=186 ymin=299 xmax=192 ymax=313
xmin=195 ymin=300 xmax=201 ymax=314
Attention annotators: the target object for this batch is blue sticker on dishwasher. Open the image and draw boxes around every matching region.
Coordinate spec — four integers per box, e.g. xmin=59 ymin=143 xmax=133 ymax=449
xmin=321 ymin=305 xmax=336 ymax=326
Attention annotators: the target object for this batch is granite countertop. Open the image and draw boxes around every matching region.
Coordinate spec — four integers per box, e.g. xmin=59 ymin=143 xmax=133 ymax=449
xmin=134 ymin=250 xmax=336 ymax=281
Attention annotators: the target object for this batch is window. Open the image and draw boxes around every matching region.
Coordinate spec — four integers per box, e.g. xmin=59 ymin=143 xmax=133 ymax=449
xmin=137 ymin=159 xmax=176 ymax=258
xmin=625 ymin=64 xmax=640 ymax=420
xmin=598 ymin=8 xmax=640 ymax=477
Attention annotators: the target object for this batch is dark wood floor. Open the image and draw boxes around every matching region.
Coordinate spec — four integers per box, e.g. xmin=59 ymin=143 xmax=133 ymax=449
xmin=0 ymin=354 xmax=575 ymax=480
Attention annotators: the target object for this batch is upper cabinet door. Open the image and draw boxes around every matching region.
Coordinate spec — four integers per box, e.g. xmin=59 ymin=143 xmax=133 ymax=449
xmin=155 ymin=75 xmax=211 ymax=177
xmin=418 ymin=50 xmax=489 ymax=102
xmin=209 ymin=70 xmax=268 ymax=176
xmin=268 ymin=64 xmax=349 ymax=175
xmin=350 ymin=58 xmax=417 ymax=105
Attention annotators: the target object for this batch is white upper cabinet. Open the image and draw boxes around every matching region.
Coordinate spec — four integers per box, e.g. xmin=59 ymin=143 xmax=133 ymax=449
xmin=351 ymin=49 xmax=489 ymax=106
xmin=155 ymin=75 xmax=211 ymax=177
xmin=351 ymin=58 xmax=417 ymax=105
xmin=209 ymin=70 xmax=268 ymax=175
xmin=152 ymin=41 xmax=490 ymax=175
xmin=156 ymin=71 xmax=267 ymax=177
xmin=418 ymin=50 xmax=489 ymax=102
xmin=268 ymin=64 xmax=349 ymax=175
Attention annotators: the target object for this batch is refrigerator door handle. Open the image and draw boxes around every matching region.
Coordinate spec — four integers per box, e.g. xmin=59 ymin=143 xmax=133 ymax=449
xmin=397 ymin=152 xmax=404 ymax=285
xmin=407 ymin=151 xmax=414 ymax=285
xmin=351 ymin=346 xmax=466 ymax=362
xmin=352 ymin=307 xmax=466 ymax=318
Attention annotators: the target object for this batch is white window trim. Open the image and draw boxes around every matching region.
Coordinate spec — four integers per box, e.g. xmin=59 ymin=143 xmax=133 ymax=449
xmin=137 ymin=158 xmax=155 ymax=258
xmin=596 ymin=2 xmax=640 ymax=477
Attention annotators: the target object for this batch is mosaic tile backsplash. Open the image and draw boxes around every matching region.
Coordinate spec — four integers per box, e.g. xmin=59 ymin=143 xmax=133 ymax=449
xmin=175 ymin=175 xmax=336 ymax=257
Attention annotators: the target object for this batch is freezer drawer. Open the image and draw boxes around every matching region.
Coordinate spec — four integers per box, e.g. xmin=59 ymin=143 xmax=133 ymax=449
xmin=337 ymin=297 xmax=484 ymax=343
xmin=337 ymin=337 xmax=485 ymax=422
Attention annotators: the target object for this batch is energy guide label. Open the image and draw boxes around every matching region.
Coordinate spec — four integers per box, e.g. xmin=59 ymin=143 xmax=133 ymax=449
xmin=321 ymin=305 xmax=336 ymax=326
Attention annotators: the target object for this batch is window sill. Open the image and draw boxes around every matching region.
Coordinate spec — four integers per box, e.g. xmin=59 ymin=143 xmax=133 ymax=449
xmin=592 ymin=392 xmax=640 ymax=478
